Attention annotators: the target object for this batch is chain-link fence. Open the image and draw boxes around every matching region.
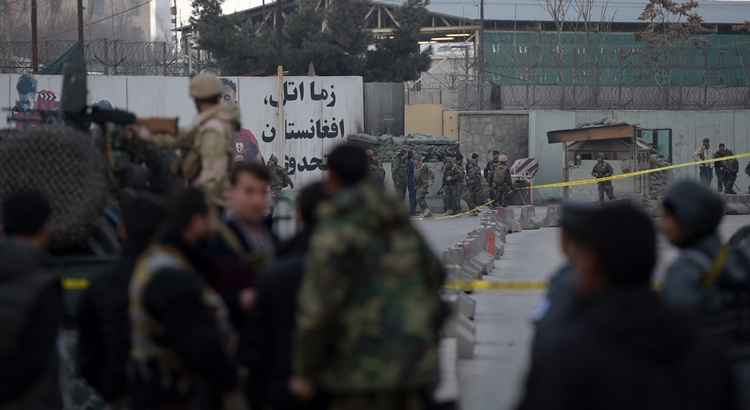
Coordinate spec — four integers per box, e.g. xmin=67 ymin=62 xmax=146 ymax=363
xmin=0 ymin=40 xmax=212 ymax=76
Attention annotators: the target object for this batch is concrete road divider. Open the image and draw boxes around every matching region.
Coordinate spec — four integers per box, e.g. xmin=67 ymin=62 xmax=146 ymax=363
xmin=538 ymin=204 xmax=561 ymax=227
xmin=519 ymin=206 xmax=541 ymax=230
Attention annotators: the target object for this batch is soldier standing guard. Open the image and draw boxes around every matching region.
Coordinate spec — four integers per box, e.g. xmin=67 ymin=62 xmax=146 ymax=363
xmin=465 ymin=153 xmax=483 ymax=212
xmin=415 ymin=157 xmax=435 ymax=217
xmin=133 ymin=72 xmax=238 ymax=206
xmin=485 ymin=151 xmax=501 ymax=205
xmin=267 ymin=155 xmax=294 ymax=203
xmin=592 ymin=154 xmax=616 ymax=203
xmin=367 ymin=149 xmax=386 ymax=189
xmin=492 ymin=154 xmax=512 ymax=208
xmin=714 ymin=143 xmax=739 ymax=194
xmin=443 ymin=158 xmax=463 ymax=215
xmin=695 ymin=138 xmax=714 ymax=188
xmin=392 ymin=149 xmax=408 ymax=201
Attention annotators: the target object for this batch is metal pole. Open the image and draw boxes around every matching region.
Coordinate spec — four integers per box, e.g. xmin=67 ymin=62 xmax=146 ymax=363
xmin=477 ymin=0 xmax=484 ymax=110
xmin=31 ymin=0 xmax=39 ymax=73
xmin=77 ymin=0 xmax=85 ymax=45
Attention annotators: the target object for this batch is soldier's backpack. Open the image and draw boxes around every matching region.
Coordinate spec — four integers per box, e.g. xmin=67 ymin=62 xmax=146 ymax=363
xmin=493 ymin=164 xmax=509 ymax=187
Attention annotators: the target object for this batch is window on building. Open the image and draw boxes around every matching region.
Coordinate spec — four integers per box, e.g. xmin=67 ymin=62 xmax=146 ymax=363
xmin=638 ymin=128 xmax=673 ymax=162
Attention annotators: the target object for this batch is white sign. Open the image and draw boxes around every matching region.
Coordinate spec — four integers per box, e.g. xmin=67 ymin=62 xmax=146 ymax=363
xmin=0 ymin=74 xmax=365 ymax=187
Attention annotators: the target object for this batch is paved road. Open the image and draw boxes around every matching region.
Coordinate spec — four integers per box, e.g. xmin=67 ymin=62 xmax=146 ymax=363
xmin=418 ymin=211 xmax=750 ymax=410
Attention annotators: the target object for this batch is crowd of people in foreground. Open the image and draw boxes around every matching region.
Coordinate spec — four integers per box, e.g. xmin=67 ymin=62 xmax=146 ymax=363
xmin=1 ymin=142 xmax=750 ymax=410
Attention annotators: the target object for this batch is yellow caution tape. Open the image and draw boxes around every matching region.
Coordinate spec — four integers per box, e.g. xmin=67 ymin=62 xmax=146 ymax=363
xmin=532 ymin=151 xmax=750 ymax=190
xmin=424 ymin=151 xmax=750 ymax=221
xmin=62 ymin=278 xmax=90 ymax=290
xmin=446 ymin=279 xmax=666 ymax=291
xmin=431 ymin=200 xmax=495 ymax=221
xmin=446 ymin=279 xmax=547 ymax=291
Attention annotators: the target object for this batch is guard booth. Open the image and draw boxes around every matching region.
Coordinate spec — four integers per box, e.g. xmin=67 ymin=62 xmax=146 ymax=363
xmin=547 ymin=122 xmax=669 ymax=202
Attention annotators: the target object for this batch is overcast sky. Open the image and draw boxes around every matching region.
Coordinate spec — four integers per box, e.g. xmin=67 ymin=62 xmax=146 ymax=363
xmin=174 ymin=0 xmax=265 ymax=25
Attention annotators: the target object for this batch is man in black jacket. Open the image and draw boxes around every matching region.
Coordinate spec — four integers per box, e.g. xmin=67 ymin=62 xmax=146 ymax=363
xmin=240 ymin=182 xmax=330 ymax=410
xmin=129 ymin=188 xmax=246 ymax=410
xmin=516 ymin=200 xmax=735 ymax=410
xmin=77 ymin=190 xmax=165 ymax=408
xmin=0 ymin=191 xmax=61 ymax=409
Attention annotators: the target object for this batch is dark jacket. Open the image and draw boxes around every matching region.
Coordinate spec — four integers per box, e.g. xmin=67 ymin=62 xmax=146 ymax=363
xmin=517 ymin=289 xmax=735 ymax=410
xmin=661 ymin=180 xmax=726 ymax=311
xmin=130 ymin=237 xmax=239 ymax=410
xmin=0 ymin=239 xmax=61 ymax=408
xmin=529 ymin=264 xmax=577 ymax=359
xmin=240 ymin=231 xmax=315 ymax=410
xmin=204 ymin=217 xmax=274 ymax=328
xmin=407 ymin=159 xmax=417 ymax=189
xmin=76 ymin=246 xmax=140 ymax=402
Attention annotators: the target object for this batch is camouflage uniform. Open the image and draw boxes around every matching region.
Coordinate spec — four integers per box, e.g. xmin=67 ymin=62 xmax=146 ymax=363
xmin=129 ymin=244 xmax=237 ymax=408
xmin=443 ymin=159 xmax=463 ymax=214
xmin=294 ymin=183 xmax=447 ymax=410
xmin=392 ymin=151 xmax=408 ymax=200
xmin=592 ymin=159 xmax=615 ymax=203
xmin=148 ymin=104 xmax=238 ymax=205
xmin=714 ymin=147 xmax=739 ymax=194
xmin=492 ymin=158 xmax=512 ymax=208
xmin=465 ymin=157 xmax=483 ymax=210
xmin=415 ymin=162 xmax=434 ymax=215
xmin=268 ymin=155 xmax=294 ymax=202
xmin=368 ymin=150 xmax=387 ymax=189
xmin=484 ymin=157 xmax=500 ymax=203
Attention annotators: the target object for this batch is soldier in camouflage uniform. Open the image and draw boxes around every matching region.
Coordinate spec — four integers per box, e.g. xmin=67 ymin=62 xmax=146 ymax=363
xmin=135 ymin=72 xmax=238 ymax=206
xmin=465 ymin=153 xmax=483 ymax=211
xmin=290 ymin=144 xmax=447 ymax=410
xmin=267 ymin=155 xmax=294 ymax=203
xmin=443 ymin=158 xmax=463 ymax=215
xmin=492 ymin=154 xmax=513 ymax=208
xmin=415 ymin=157 xmax=435 ymax=217
xmin=592 ymin=154 xmax=615 ymax=203
xmin=392 ymin=149 xmax=408 ymax=201
xmin=367 ymin=149 xmax=387 ymax=189
xmin=484 ymin=151 xmax=501 ymax=205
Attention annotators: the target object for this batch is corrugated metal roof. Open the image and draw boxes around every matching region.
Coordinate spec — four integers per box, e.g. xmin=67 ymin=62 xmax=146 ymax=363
xmin=375 ymin=0 xmax=750 ymax=24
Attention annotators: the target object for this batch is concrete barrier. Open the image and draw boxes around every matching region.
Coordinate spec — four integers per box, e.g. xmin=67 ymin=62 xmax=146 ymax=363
xmin=458 ymin=292 xmax=476 ymax=320
xmin=539 ymin=204 xmax=561 ymax=227
xmin=519 ymin=206 xmax=541 ymax=230
xmin=495 ymin=207 xmax=520 ymax=233
xmin=444 ymin=312 xmax=476 ymax=359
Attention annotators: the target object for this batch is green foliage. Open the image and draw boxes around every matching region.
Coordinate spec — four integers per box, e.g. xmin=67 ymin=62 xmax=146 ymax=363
xmin=364 ymin=0 xmax=432 ymax=82
xmin=191 ymin=0 xmax=432 ymax=81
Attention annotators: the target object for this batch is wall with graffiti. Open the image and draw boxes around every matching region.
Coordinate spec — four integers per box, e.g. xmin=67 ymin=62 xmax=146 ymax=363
xmin=0 ymin=74 xmax=364 ymax=186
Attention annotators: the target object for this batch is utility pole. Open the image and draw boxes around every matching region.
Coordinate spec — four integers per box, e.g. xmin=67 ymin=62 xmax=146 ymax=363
xmin=31 ymin=0 xmax=39 ymax=73
xmin=477 ymin=0 xmax=485 ymax=110
xmin=77 ymin=0 xmax=84 ymax=46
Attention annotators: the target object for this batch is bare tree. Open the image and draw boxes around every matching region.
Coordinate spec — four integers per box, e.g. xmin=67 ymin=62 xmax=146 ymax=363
xmin=635 ymin=0 xmax=706 ymax=106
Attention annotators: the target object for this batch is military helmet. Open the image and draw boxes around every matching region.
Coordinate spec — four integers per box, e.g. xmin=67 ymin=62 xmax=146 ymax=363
xmin=190 ymin=72 xmax=223 ymax=99
xmin=597 ymin=153 xmax=605 ymax=160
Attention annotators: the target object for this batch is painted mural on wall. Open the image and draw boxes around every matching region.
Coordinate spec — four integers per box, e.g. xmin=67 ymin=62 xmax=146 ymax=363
xmin=8 ymin=74 xmax=61 ymax=128
xmin=221 ymin=79 xmax=262 ymax=164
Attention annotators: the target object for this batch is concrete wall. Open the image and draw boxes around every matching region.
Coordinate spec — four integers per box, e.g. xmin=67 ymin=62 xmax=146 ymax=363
xmin=364 ymin=82 xmax=404 ymax=136
xmin=405 ymin=104 xmax=444 ymax=136
xmin=529 ymin=109 xmax=750 ymax=200
xmin=458 ymin=111 xmax=529 ymax=172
